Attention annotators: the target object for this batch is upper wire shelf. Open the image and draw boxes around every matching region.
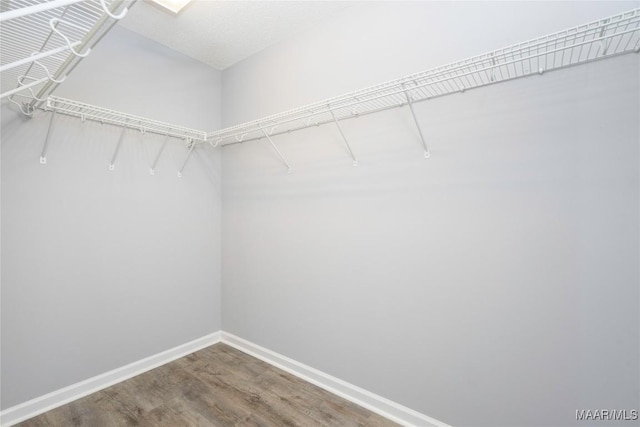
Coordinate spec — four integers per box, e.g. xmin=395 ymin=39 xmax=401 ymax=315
xmin=207 ymin=8 xmax=640 ymax=148
xmin=0 ymin=0 xmax=133 ymax=114
xmin=4 ymin=8 xmax=639 ymax=170
xmin=46 ymin=96 xmax=209 ymax=141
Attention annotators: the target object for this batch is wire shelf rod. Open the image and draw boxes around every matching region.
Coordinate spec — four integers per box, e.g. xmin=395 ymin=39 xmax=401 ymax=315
xmin=4 ymin=5 xmax=103 ymax=28
xmin=0 ymin=43 xmax=80 ymax=73
xmin=0 ymin=76 xmax=48 ymax=99
xmin=0 ymin=0 xmax=85 ymax=22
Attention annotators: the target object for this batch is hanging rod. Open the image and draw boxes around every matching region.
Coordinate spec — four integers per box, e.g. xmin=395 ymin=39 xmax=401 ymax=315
xmin=207 ymin=8 xmax=640 ymax=146
xmin=46 ymin=96 xmax=209 ymax=142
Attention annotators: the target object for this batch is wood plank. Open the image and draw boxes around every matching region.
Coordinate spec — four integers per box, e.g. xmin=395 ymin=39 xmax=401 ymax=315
xmin=15 ymin=343 xmax=399 ymax=427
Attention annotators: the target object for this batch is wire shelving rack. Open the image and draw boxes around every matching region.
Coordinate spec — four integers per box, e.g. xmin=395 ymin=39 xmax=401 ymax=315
xmin=205 ymin=8 xmax=640 ymax=167
xmin=2 ymin=8 xmax=639 ymax=173
xmin=0 ymin=0 xmax=134 ymax=114
xmin=46 ymin=96 xmax=209 ymax=142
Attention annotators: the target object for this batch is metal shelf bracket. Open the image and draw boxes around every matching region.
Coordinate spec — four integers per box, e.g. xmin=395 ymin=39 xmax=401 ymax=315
xmin=329 ymin=108 xmax=358 ymax=166
xmin=150 ymin=134 xmax=170 ymax=175
xmin=109 ymin=126 xmax=127 ymax=171
xmin=403 ymin=85 xmax=430 ymax=158
xmin=177 ymin=138 xmax=195 ymax=178
xmin=40 ymin=109 xmax=57 ymax=164
xmin=259 ymin=126 xmax=292 ymax=173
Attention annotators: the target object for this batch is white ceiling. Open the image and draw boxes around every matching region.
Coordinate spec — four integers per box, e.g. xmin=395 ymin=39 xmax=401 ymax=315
xmin=118 ymin=1 xmax=354 ymax=70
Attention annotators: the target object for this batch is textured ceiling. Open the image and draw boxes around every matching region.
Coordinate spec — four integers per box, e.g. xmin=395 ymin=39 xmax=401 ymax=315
xmin=118 ymin=1 xmax=354 ymax=70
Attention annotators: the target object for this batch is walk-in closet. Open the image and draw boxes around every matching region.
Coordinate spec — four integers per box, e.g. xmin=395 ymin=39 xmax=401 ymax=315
xmin=1 ymin=1 xmax=639 ymax=426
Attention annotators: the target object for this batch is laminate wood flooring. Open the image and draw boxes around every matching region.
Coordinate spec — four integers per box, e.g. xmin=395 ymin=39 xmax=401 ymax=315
xmin=16 ymin=343 xmax=399 ymax=427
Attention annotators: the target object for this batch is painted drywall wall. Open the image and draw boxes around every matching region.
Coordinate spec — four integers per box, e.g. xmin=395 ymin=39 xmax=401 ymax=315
xmin=221 ymin=3 xmax=639 ymax=426
xmin=1 ymin=26 xmax=222 ymax=409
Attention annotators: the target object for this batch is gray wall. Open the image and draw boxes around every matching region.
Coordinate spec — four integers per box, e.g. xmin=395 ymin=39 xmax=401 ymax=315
xmin=221 ymin=3 xmax=639 ymax=426
xmin=1 ymin=26 xmax=222 ymax=409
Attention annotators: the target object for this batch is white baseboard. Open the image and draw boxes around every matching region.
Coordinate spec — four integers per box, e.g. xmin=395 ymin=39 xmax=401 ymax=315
xmin=0 ymin=331 xmax=222 ymax=427
xmin=2 ymin=330 xmax=450 ymax=427
xmin=221 ymin=331 xmax=451 ymax=427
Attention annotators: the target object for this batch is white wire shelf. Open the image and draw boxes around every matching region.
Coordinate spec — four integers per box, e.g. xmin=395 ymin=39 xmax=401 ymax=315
xmin=38 ymin=96 xmax=206 ymax=176
xmin=46 ymin=96 xmax=209 ymax=141
xmin=0 ymin=0 xmax=134 ymax=114
xmin=6 ymin=8 xmax=639 ymax=174
xmin=207 ymin=8 xmax=640 ymax=153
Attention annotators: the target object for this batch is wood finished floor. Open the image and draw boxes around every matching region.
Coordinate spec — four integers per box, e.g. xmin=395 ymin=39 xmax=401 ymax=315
xmin=17 ymin=343 xmax=399 ymax=427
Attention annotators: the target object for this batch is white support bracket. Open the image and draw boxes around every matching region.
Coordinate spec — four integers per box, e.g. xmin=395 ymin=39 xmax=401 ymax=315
xmin=109 ymin=126 xmax=127 ymax=171
xmin=40 ymin=109 xmax=57 ymax=164
xmin=259 ymin=126 xmax=292 ymax=173
xmin=150 ymin=134 xmax=170 ymax=175
xmin=329 ymin=109 xmax=358 ymax=166
xmin=177 ymin=139 xmax=195 ymax=178
xmin=403 ymin=86 xmax=430 ymax=158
